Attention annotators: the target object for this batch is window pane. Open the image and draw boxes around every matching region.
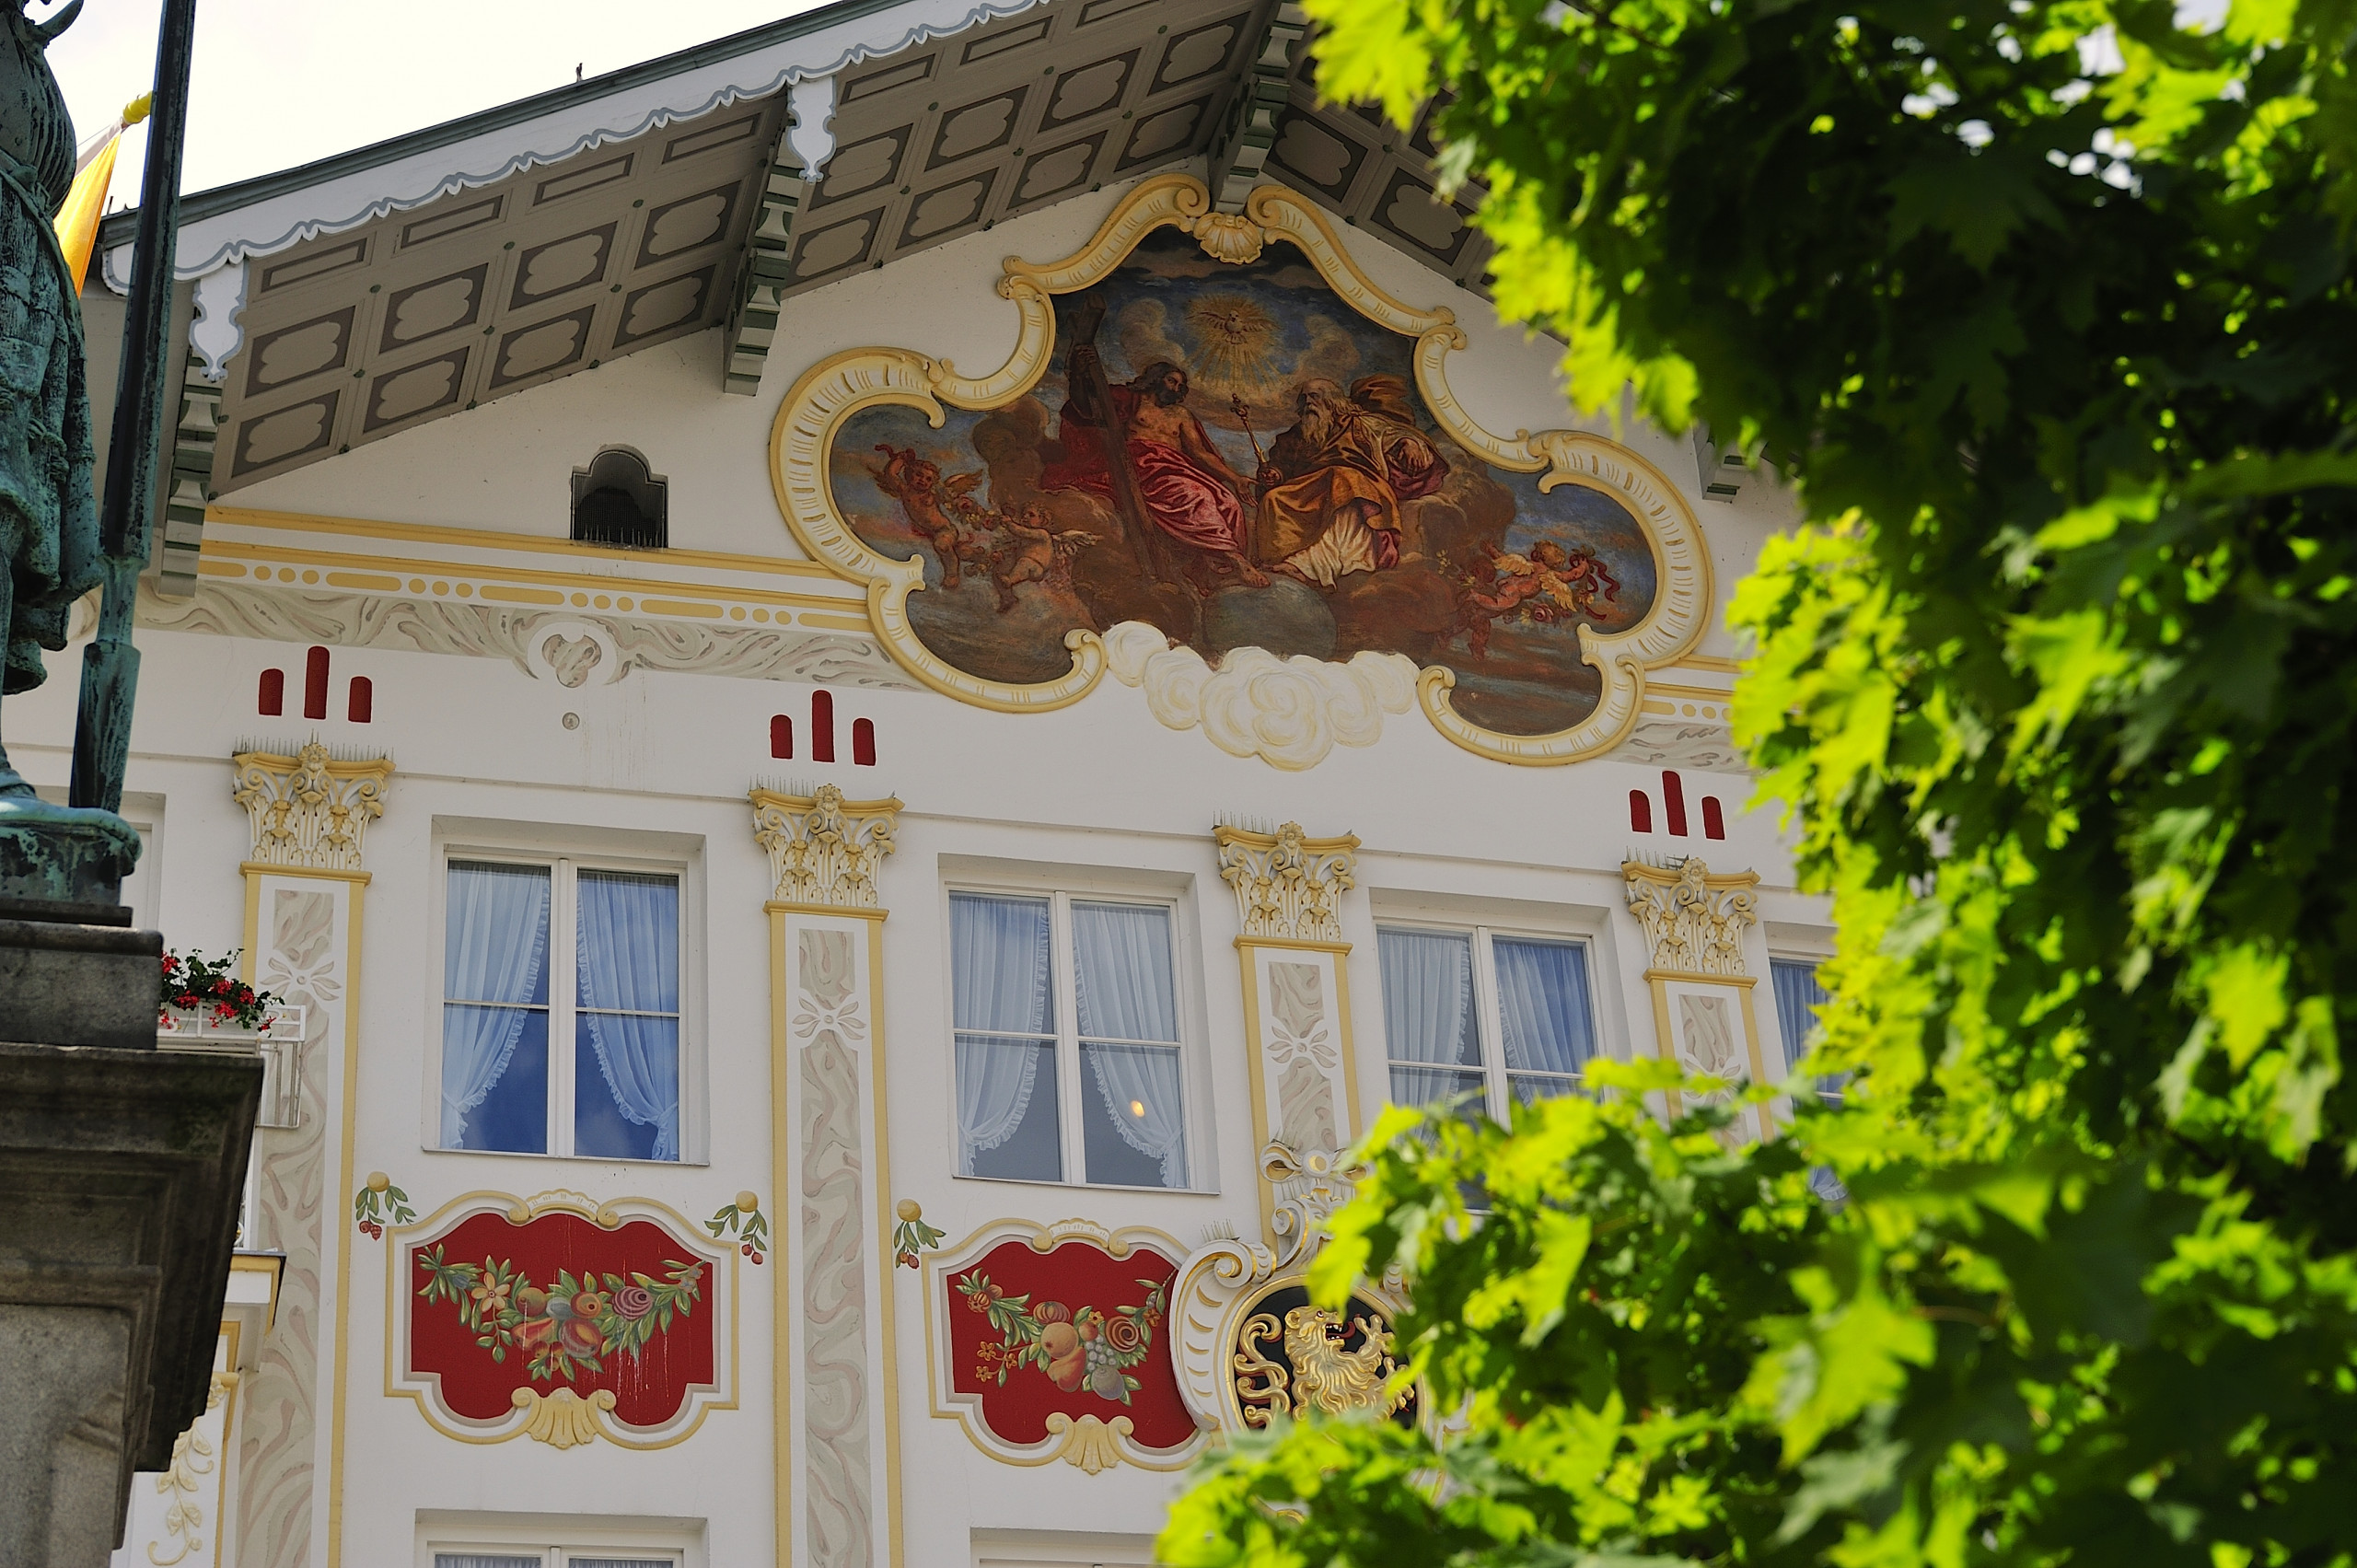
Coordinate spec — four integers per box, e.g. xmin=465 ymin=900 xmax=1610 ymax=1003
xmin=442 ymin=861 xmax=552 ymax=1151
xmin=1081 ymin=1040 xmax=1187 ymax=1188
xmin=957 ymin=1035 xmax=1061 ymax=1181
xmin=441 ymin=1005 xmax=547 ymax=1153
xmin=569 ymin=1560 xmax=675 ymax=1568
xmin=1492 ymin=938 xmax=1596 ymax=1077
xmin=445 ymin=862 xmax=551 ymax=1005
xmin=1377 ymin=928 xmax=1477 ymax=1067
xmin=1771 ymin=960 xmax=1829 ymax=1070
xmin=576 ymin=870 xmax=680 ymax=1014
xmin=576 ymin=1015 xmax=679 ymax=1161
xmin=1072 ymin=901 xmax=1178 ymax=1043
xmin=949 ymin=893 xmax=1052 ymax=1035
xmin=1388 ymin=1063 xmax=1485 ymax=1113
xmin=575 ymin=871 xmax=682 ymax=1161
xmin=435 ymin=1557 xmax=541 ymax=1568
xmin=1507 ymin=1072 xmax=1585 ymax=1107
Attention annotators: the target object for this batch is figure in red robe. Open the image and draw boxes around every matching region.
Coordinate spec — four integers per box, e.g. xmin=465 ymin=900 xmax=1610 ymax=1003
xmin=1039 ymin=296 xmax=1267 ymax=588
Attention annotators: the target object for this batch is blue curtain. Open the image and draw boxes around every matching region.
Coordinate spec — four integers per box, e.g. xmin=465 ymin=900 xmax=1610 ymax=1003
xmin=440 ymin=863 xmax=551 ymax=1149
xmin=951 ymin=893 xmax=1054 ymax=1176
xmin=1771 ymin=960 xmax=1829 ymax=1073
xmin=575 ymin=870 xmax=681 ymax=1161
xmin=1073 ymin=902 xmax=1187 ymax=1188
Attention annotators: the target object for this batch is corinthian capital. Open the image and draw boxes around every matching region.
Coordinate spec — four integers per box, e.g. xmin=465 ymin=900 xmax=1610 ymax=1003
xmin=231 ymin=741 xmax=393 ymax=871
xmin=1215 ymin=820 xmax=1358 ymax=944
xmin=749 ymin=784 xmax=900 ymax=910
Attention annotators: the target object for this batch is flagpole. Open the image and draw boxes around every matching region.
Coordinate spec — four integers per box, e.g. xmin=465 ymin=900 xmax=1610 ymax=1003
xmin=69 ymin=0 xmax=197 ymax=815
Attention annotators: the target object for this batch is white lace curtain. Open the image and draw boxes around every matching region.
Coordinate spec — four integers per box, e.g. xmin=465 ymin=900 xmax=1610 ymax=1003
xmin=951 ymin=893 xmax=1052 ymax=1174
xmin=1492 ymin=938 xmax=1596 ymax=1076
xmin=1074 ymin=902 xmax=1187 ymax=1189
xmin=575 ymin=870 xmax=681 ymax=1161
xmin=440 ymin=862 xmax=551 ymax=1149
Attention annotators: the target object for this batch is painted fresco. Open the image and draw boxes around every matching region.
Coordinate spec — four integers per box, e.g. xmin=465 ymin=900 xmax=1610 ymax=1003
xmin=830 ymin=228 xmax=1658 ymax=738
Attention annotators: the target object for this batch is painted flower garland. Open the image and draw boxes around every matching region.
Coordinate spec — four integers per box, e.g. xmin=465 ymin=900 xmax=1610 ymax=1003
xmin=957 ymin=1270 xmax=1167 ymax=1404
xmin=416 ymin=1246 xmax=703 ymax=1383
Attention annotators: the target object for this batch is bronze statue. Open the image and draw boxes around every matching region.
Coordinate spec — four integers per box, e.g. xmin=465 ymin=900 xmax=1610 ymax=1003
xmin=0 ymin=0 xmax=133 ymax=900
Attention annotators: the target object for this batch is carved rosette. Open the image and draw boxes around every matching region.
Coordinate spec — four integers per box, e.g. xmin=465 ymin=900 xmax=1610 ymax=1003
xmin=231 ymin=741 xmax=392 ymax=870
xmin=1623 ymin=856 xmax=1759 ymax=977
xmin=749 ymin=784 xmax=900 ymax=908
xmin=1216 ymin=821 xmax=1359 ymax=944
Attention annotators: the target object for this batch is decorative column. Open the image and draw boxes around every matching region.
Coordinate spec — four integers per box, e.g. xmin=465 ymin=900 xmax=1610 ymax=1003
xmin=1213 ymin=821 xmax=1364 ymax=1253
xmin=1622 ymin=857 xmax=1771 ymax=1144
xmin=750 ymin=785 xmax=904 ymax=1568
xmin=228 ymin=741 xmax=390 ymax=1568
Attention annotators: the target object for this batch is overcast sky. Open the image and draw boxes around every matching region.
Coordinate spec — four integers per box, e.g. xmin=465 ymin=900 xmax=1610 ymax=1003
xmin=47 ymin=0 xmax=830 ymax=207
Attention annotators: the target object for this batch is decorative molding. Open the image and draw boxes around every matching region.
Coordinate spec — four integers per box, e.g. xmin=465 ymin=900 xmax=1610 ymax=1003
xmin=750 ymin=784 xmax=901 ymax=909
xmin=1259 ymin=1141 xmax=1364 ymax=1258
xmin=511 ymin=1386 xmax=616 ymax=1450
xmin=232 ymin=741 xmax=393 ymax=872
xmin=768 ymin=171 xmax=1713 ymax=766
xmin=1622 ymin=857 xmax=1759 ymax=978
xmin=157 ymin=350 xmax=223 ymax=600
xmin=1216 ymin=821 xmax=1359 ymax=944
xmin=784 ymin=74 xmax=839 ymax=181
xmin=147 ymin=1371 xmax=236 ymax=1566
xmin=1103 ymin=627 xmax=1418 ymax=772
xmin=188 ymin=262 xmax=248 ymax=382
xmin=1234 ymin=1299 xmax=1406 ymax=1426
xmin=1205 ymin=4 xmax=1308 ymax=213
xmin=1044 ymin=1412 xmax=1132 ymax=1474
xmin=723 ymin=125 xmax=807 ymax=396
xmin=385 ymin=1189 xmax=738 ymax=1451
xmin=922 ymin=1217 xmax=1199 ymax=1473
xmin=1168 ymin=1249 xmax=1413 ymax=1435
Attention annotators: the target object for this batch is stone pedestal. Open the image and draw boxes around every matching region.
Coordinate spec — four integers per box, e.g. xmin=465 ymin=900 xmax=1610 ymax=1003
xmin=0 ymin=904 xmax=261 ymax=1568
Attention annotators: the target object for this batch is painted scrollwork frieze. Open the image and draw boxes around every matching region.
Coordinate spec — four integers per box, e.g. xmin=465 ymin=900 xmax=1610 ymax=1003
xmin=749 ymin=784 xmax=900 ymax=909
xmin=1216 ymin=820 xmax=1358 ymax=944
xmin=231 ymin=740 xmax=392 ymax=870
xmin=1624 ymin=856 xmax=1759 ymax=976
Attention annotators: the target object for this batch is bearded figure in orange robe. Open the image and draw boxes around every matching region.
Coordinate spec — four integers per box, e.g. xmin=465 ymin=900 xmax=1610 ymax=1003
xmin=1252 ymin=377 xmax=1446 ymax=587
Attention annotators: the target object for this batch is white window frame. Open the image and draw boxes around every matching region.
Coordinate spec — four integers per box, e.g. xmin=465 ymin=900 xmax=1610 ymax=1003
xmin=427 ymin=827 xmax=703 ymax=1164
xmin=415 ymin=1511 xmax=701 ymax=1568
xmin=1372 ymin=917 xmax=1606 ymax=1121
xmin=942 ymin=876 xmax=1206 ymax=1193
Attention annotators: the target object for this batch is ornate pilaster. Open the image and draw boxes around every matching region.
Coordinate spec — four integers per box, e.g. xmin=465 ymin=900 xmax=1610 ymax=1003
xmin=1213 ymin=820 xmax=1363 ymax=1254
xmin=752 ymin=785 xmax=904 ymax=1568
xmin=228 ymin=741 xmax=389 ymax=1568
xmin=232 ymin=742 xmax=392 ymax=872
xmin=1623 ymin=857 xmax=1771 ymax=1144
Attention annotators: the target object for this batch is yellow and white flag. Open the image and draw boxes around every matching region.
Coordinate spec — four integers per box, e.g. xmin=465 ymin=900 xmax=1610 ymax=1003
xmin=54 ymin=93 xmax=152 ymax=294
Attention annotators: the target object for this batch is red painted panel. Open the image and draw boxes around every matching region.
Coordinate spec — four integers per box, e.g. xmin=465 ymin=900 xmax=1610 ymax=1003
xmin=852 ymin=716 xmax=876 ymax=766
xmin=257 ymin=668 xmax=284 ymax=716
xmin=946 ymin=1238 xmax=1190 ymax=1451
xmin=1628 ymin=788 xmax=1652 ymax=834
xmin=1702 ymin=796 xmax=1724 ymax=840
xmin=812 ymin=689 xmax=836 ymax=763
xmin=771 ymin=714 xmax=794 ymax=760
xmin=303 ymin=645 xmax=330 ymax=720
xmin=1661 ymin=769 xmax=1689 ymax=837
xmin=347 ymin=677 xmax=373 ymax=724
xmin=408 ymin=1209 xmax=714 ymax=1431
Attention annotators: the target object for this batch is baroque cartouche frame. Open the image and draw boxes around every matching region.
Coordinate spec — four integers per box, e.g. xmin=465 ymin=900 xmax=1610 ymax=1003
xmin=768 ymin=172 xmax=1712 ymax=766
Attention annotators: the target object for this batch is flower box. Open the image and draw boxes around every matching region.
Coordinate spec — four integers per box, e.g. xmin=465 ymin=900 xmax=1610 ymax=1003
xmin=156 ymin=1004 xmax=308 ymax=1129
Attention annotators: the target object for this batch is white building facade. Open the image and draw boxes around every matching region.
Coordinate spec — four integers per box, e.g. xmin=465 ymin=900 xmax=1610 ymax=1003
xmin=17 ymin=3 xmax=1827 ymax=1563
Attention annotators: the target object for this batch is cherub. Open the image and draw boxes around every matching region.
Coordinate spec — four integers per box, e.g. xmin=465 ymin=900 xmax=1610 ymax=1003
xmin=1453 ymin=539 xmax=1620 ymax=659
xmin=871 ymin=443 xmax=990 ymax=587
xmin=989 ymin=504 xmax=1099 ymax=613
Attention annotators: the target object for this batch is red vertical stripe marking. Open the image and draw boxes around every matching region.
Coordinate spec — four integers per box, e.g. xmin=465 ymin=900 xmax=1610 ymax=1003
xmin=346 ymin=677 xmax=373 ymax=724
xmin=1662 ymin=769 xmax=1689 ymax=836
xmin=258 ymin=668 xmax=284 ymax=716
xmin=812 ymin=690 xmax=836 ymax=763
xmin=1628 ymin=788 xmax=1653 ymax=834
xmin=852 ymin=717 xmax=876 ymax=766
xmin=303 ymin=645 xmax=330 ymax=720
xmin=1702 ymin=796 xmax=1725 ymax=840
xmin=771 ymin=715 xmax=794 ymax=760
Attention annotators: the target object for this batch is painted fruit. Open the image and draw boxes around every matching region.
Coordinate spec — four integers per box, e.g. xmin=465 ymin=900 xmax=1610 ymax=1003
xmin=513 ymin=1285 xmax=550 ymax=1317
xmin=1089 ymin=1365 xmax=1127 ymax=1400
